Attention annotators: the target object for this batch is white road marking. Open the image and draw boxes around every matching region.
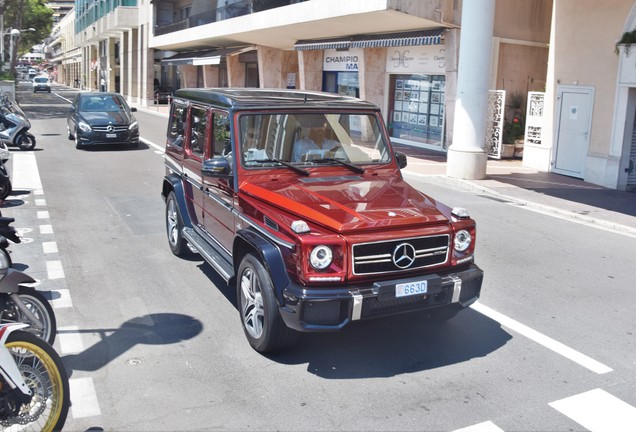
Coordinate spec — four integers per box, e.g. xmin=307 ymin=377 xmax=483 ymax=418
xmin=58 ymin=325 xmax=85 ymax=354
xmin=140 ymin=137 xmax=164 ymax=153
xmin=69 ymin=377 xmax=101 ymax=418
xmin=11 ymin=152 xmax=43 ymax=191
xmin=46 ymin=260 xmax=65 ymax=279
xmin=35 ymin=198 xmax=46 ymax=206
xmin=39 ymin=224 xmax=53 ymax=234
xmin=37 ymin=210 xmax=49 ymax=219
xmin=42 ymin=241 xmax=58 ymax=253
xmin=549 ymin=389 xmax=636 ymax=432
xmin=48 ymin=288 xmax=72 ymax=308
xmin=453 ymin=421 xmax=505 ymax=432
xmin=471 ymin=302 xmax=613 ymax=374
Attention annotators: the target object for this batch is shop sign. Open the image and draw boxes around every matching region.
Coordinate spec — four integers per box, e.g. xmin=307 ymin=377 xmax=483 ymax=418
xmin=386 ymin=45 xmax=446 ymax=74
xmin=323 ymin=48 xmax=363 ymax=72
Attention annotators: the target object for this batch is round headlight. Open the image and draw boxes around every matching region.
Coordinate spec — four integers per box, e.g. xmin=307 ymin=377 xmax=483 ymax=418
xmin=454 ymin=229 xmax=472 ymax=252
xmin=309 ymin=245 xmax=333 ymax=270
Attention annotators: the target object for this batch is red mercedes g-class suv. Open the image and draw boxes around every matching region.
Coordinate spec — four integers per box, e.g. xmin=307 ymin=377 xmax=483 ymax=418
xmin=162 ymin=88 xmax=483 ymax=353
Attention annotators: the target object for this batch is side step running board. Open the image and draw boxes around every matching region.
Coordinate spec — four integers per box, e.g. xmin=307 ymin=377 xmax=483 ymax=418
xmin=182 ymin=227 xmax=233 ymax=282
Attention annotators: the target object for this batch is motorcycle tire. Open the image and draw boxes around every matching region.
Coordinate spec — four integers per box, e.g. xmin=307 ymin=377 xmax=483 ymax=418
xmin=0 ymin=179 xmax=11 ymax=200
xmin=3 ymin=330 xmax=70 ymax=432
xmin=16 ymin=133 xmax=36 ymax=151
xmin=0 ymin=287 xmax=57 ymax=345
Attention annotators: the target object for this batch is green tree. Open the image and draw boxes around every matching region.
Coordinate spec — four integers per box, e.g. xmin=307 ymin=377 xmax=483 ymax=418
xmin=2 ymin=0 xmax=52 ymax=75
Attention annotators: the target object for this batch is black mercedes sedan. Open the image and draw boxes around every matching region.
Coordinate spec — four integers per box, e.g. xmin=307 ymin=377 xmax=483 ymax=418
xmin=67 ymin=92 xmax=140 ymax=149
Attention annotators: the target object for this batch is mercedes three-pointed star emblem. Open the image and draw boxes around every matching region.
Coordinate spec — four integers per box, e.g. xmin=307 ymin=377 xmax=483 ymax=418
xmin=393 ymin=243 xmax=416 ymax=269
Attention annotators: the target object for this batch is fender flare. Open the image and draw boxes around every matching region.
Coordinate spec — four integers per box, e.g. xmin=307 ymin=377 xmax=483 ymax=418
xmin=162 ymin=174 xmax=193 ymax=229
xmin=0 ymin=268 xmax=36 ymax=294
xmin=235 ymin=228 xmax=291 ymax=305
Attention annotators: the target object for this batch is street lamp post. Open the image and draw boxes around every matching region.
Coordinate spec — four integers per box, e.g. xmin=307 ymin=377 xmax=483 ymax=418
xmin=2 ymin=27 xmax=36 ymax=76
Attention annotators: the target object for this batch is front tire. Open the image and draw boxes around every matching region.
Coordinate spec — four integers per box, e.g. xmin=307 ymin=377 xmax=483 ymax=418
xmin=237 ymin=254 xmax=299 ymax=353
xmin=5 ymin=330 xmax=70 ymax=432
xmin=0 ymin=287 xmax=57 ymax=345
xmin=165 ymin=191 xmax=189 ymax=257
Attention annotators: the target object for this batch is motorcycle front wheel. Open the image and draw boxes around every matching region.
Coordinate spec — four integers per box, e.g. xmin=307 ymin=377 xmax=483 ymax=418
xmin=16 ymin=133 xmax=36 ymax=151
xmin=0 ymin=287 xmax=57 ymax=345
xmin=2 ymin=330 xmax=70 ymax=432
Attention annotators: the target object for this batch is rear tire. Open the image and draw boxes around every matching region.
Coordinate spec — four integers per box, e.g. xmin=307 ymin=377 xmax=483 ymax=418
xmin=237 ymin=254 xmax=299 ymax=353
xmin=0 ymin=179 xmax=12 ymax=200
xmin=16 ymin=133 xmax=35 ymax=151
xmin=165 ymin=191 xmax=189 ymax=257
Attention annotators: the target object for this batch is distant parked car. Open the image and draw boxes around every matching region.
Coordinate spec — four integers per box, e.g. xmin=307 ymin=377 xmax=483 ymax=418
xmin=154 ymin=84 xmax=174 ymax=104
xmin=32 ymin=76 xmax=51 ymax=93
xmin=67 ymin=92 xmax=139 ymax=149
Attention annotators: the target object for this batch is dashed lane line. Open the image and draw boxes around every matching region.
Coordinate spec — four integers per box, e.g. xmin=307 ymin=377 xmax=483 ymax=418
xmin=471 ymin=302 xmax=613 ymax=374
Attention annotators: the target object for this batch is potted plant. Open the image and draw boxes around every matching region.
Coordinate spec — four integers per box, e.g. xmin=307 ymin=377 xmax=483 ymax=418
xmin=615 ymin=28 xmax=636 ymax=56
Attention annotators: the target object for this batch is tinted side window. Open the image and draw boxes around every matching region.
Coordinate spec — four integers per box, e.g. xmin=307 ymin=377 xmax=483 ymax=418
xmin=168 ymin=102 xmax=187 ymax=147
xmin=189 ymin=106 xmax=208 ymax=159
xmin=212 ymin=112 xmax=230 ymax=156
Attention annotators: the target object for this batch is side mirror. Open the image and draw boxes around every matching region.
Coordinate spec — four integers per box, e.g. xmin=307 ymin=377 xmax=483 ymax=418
xmin=395 ymin=151 xmax=407 ymax=169
xmin=68 ymin=105 xmax=74 ymax=112
xmin=202 ymin=157 xmax=232 ymax=178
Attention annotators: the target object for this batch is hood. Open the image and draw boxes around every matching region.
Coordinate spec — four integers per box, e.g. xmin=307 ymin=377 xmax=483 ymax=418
xmin=241 ymin=173 xmax=450 ymax=232
xmin=80 ymin=111 xmax=133 ymax=126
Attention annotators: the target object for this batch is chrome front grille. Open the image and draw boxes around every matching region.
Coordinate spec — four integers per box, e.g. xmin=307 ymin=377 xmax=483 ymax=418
xmin=92 ymin=125 xmax=129 ymax=132
xmin=352 ymin=235 xmax=449 ymax=275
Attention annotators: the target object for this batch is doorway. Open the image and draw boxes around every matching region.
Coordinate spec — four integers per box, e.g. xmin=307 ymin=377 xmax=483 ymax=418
xmin=553 ymin=86 xmax=594 ymax=178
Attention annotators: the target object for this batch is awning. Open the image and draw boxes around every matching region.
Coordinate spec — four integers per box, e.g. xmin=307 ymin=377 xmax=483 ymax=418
xmin=295 ymin=29 xmax=446 ymax=51
xmin=161 ymin=47 xmax=254 ymax=66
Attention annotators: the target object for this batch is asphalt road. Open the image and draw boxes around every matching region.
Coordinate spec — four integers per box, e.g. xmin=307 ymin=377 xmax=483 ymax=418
xmin=4 ymin=81 xmax=635 ymax=431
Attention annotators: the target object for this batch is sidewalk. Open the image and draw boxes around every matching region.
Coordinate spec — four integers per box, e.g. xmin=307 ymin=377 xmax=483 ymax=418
xmin=393 ymin=143 xmax=636 ymax=236
xmin=135 ymin=103 xmax=636 ymax=236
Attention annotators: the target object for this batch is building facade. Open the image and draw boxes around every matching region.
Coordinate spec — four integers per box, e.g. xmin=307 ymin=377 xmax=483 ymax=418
xmin=56 ymin=0 xmax=636 ymax=191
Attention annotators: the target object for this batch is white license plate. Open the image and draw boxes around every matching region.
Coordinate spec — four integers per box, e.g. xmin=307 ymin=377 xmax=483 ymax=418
xmin=395 ymin=280 xmax=428 ymax=298
xmin=106 ymin=133 xmax=117 ymax=138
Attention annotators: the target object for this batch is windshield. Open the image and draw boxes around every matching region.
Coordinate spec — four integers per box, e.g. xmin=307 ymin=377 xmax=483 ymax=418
xmin=79 ymin=95 xmax=128 ymax=113
xmin=34 ymin=77 xmax=49 ymax=83
xmin=239 ymin=112 xmax=390 ymax=169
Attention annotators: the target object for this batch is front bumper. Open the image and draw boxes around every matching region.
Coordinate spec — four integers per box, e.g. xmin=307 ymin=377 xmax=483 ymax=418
xmin=77 ymin=130 xmax=139 ymax=146
xmin=279 ymin=264 xmax=483 ymax=332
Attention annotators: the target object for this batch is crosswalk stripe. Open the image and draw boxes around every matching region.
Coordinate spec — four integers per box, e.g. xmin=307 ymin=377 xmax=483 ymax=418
xmin=549 ymin=389 xmax=636 ymax=432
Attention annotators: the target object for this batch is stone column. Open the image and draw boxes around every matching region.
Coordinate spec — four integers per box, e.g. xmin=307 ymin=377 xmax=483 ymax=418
xmin=446 ymin=0 xmax=496 ymax=179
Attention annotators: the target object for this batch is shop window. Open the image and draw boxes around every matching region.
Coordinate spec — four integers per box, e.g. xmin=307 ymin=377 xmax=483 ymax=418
xmin=388 ymin=74 xmax=445 ymax=147
xmin=323 ymin=71 xmax=359 ymax=98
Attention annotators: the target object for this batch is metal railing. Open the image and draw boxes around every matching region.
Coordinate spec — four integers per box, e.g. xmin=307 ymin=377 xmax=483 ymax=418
xmin=155 ymin=0 xmax=308 ymax=37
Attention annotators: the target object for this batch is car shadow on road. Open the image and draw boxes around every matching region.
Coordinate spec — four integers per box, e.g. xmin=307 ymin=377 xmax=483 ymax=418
xmin=61 ymin=313 xmax=203 ymax=375
xmin=269 ymin=307 xmax=512 ymax=379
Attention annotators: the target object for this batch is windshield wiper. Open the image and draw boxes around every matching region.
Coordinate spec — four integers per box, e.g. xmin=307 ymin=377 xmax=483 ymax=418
xmin=309 ymin=158 xmax=365 ymax=174
xmin=252 ymin=159 xmax=310 ymax=176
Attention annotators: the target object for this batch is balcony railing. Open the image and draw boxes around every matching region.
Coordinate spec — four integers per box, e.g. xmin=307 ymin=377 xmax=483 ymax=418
xmin=155 ymin=0 xmax=308 ymax=37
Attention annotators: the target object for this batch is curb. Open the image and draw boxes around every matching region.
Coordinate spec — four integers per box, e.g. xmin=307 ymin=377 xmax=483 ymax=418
xmin=404 ymin=171 xmax=636 ymax=237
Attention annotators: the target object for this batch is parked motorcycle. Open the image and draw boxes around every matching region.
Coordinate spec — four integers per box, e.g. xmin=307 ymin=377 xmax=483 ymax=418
xmin=0 ymin=322 xmax=70 ymax=431
xmin=0 ymin=92 xmax=36 ymax=151
xmin=0 ymin=218 xmax=20 ymax=267
xmin=0 ymin=247 xmax=56 ymax=345
xmin=0 ymin=159 xmax=10 ymax=201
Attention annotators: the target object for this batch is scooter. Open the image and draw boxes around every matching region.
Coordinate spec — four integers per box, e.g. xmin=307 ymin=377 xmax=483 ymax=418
xmin=0 ymin=94 xmax=36 ymax=151
xmin=0 ymin=323 xmax=70 ymax=431
xmin=0 ymin=248 xmax=56 ymax=345
xmin=0 ymin=159 xmax=11 ymax=201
